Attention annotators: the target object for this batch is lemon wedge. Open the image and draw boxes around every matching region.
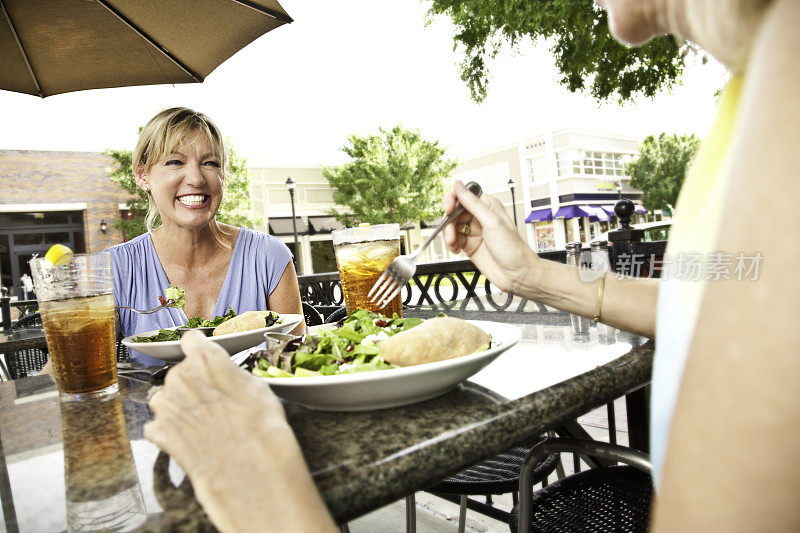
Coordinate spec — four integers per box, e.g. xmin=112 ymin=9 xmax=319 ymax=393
xmin=45 ymin=244 xmax=74 ymax=267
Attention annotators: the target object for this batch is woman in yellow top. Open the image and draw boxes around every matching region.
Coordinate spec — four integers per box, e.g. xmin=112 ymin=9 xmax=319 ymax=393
xmin=144 ymin=0 xmax=800 ymax=531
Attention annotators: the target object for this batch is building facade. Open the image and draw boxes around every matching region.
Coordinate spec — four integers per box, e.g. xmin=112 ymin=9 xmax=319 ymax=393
xmin=0 ymin=128 xmax=662 ymax=291
xmin=248 ymin=166 xmax=342 ymax=276
xmin=0 ymin=150 xmax=133 ymax=298
xmin=452 ymin=129 xmax=659 ymax=251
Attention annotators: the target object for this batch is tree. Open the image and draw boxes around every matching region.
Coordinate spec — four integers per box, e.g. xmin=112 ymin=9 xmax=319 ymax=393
xmin=105 ymin=139 xmax=261 ymax=240
xmin=627 ymin=133 xmax=700 ymax=214
xmin=426 ymin=0 xmax=690 ymax=103
xmin=323 ymin=125 xmax=456 ymax=226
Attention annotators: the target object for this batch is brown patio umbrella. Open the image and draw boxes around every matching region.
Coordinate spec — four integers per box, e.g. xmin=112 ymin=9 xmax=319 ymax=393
xmin=0 ymin=0 xmax=291 ymax=97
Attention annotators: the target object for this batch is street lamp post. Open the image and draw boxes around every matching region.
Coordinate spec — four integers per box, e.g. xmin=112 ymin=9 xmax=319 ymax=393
xmin=615 ymin=180 xmax=622 ymax=200
xmin=286 ymin=176 xmax=299 ymax=269
xmin=508 ymin=178 xmax=518 ymax=228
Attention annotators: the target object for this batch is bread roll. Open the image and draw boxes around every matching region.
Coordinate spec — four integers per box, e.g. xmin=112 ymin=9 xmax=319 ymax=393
xmin=380 ymin=317 xmax=489 ymax=366
xmin=213 ymin=311 xmax=274 ymax=336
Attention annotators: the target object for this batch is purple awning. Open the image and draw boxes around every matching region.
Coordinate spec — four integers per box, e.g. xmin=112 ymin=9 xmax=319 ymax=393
xmin=525 ymin=208 xmax=553 ymax=223
xmin=600 ymin=204 xmax=647 ymax=216
xmin=582 ymin=205 xmax=610 ymax=222
xmin=554 ymin=205 xmax=589 ymax=219
xmin=554 ymin=205 xmax=609 ymax=221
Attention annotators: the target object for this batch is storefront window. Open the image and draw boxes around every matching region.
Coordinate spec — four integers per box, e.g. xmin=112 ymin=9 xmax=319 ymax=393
xmin=564 ymin=219 xmax=576 ymax=244
xmin=535 ymin=222 xmax=555 ymax=251
xmin=13 ymin=232 xmax=71 ymax=246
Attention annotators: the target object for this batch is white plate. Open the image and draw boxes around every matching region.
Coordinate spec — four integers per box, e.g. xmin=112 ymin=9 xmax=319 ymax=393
xmin=252 ymin=320 xmax=521 ymax=411
xmin=122 ymin=314 xmax=304 ymax=362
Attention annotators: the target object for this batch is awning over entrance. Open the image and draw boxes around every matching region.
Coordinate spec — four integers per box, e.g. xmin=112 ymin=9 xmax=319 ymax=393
xmin=307 ymin=216 xmax=345 ymax=234
xmin=581 ymin=205 xmax=610 ymax=222
xmin=600 ymin=204 xmax=647 ymax=216
xmin=268 ymin=217 xmax=309 ymax=236
xmin=554 ymin=205 xmax=594 ymax=219
xmin=554 ymin=204 xmax=654 ymax=221
xmin=525 ymin=209 xmax=553 ymax=223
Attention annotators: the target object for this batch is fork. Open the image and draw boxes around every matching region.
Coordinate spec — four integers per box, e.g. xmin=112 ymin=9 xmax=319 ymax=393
xmin=117 ymin=364 xmax=172 ymax=384
xmin=115 ymin=299 xmax=178 ymax=315
xmin=368 ymin=181 xmax=482 ymax=308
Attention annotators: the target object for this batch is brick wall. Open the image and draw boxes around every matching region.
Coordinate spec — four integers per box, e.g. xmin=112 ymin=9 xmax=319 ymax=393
xmin=0 ymin=149 xmax=136 ymax=252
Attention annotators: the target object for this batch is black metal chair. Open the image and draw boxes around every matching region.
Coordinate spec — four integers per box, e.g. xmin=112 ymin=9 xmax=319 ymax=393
xmin=302 ymin=302 xmax=324 ymax=327
xmin=10 ymin=311 xmax=42 ymax=329
xmin=425 ymin=434 xmax=561 ymax=532
xmin=4 ymin=312 xmax=48 ymax=379
xmin=511 ymin=438 xmax=652 ymax=533
xmin=116 ymin=336 xmax=130 ymax=363
xmin=323 ymin=306 xmax=347 ymax=324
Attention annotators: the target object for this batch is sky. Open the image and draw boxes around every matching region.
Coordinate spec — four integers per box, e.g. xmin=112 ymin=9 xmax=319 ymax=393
xmin=0 ymin=0 xmax=729 ymax=168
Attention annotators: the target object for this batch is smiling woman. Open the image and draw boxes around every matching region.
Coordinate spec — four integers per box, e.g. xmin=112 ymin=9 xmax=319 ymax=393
xmin=104 ymin=108 xmax=304 ymax=366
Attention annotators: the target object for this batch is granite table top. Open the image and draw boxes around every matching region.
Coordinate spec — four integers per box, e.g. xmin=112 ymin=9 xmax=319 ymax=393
xmin=0 ymin=299 xmax=653 ymax=531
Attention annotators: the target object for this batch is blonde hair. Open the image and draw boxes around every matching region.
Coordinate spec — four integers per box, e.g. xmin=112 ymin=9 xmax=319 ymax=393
xmin=663 ymin=0 xmax=773 ymax=73
xmin=133 ymin=107 xmax=227 ymax=232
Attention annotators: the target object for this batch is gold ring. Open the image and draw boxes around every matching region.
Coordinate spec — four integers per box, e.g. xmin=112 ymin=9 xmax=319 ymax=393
xmin=459 ymin=223 xmax=471 ymax=236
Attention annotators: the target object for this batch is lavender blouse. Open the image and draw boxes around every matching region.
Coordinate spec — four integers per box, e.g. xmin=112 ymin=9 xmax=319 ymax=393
xmin=106 ymin=228 xmax=292 ymax=366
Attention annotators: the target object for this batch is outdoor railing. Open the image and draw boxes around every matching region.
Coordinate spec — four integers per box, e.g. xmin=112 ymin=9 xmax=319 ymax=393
xmin=298 ymin=241 xmax=666 ymax=311
xmin=0 ymin=297 xmax=38 ymax=331
xmin=299 ymin=250 xmax=567 ymax=310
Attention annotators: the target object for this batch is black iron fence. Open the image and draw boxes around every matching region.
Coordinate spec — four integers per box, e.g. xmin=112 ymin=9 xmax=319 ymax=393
xmin=299 ymin=250 xmax=570 ymax=309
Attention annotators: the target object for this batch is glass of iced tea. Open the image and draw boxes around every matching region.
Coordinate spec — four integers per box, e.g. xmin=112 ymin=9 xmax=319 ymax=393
xmin=332 ymin=223 xmax=402 ymax=317
xmin=30 ymin=252 xmax=117 ymax=401
xmin=61 ymin=396 xmax=147 ymax=531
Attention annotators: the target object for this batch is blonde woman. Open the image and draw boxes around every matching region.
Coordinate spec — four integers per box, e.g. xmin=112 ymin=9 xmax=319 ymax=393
xmin=107 ymin=107 xmax=303 ymax=365
xmin=145 ymin=1 xmax=800 ymax=531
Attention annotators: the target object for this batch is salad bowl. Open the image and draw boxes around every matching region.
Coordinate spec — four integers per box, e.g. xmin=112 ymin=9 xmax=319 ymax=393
xmin=248 ymin=320 xmax=521 ymax=411
xmin=121 ymin=314 xmax=304 ymax=362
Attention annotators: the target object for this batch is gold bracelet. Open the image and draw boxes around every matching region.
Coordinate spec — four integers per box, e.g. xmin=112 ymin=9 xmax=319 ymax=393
xmin=592 ymin=274 xmax=606 ymax=324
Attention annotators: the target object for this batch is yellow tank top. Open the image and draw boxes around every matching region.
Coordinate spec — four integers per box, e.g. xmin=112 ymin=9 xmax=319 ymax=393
xmin=651 ymin=77 xmax=743 ymax=486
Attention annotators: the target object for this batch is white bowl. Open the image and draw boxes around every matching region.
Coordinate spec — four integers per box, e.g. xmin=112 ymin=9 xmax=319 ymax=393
xmin=121 ymin=314 xmax=304 ymax=362
xmin=254 ymin=320 xmax=521 ymax=411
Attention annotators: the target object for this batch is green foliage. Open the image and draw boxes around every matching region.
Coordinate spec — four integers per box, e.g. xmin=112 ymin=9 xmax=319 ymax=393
xmin=426 ymin=0 xmax=687 ymax=103
xmin=627 ymin=133 xmax=700 ymax=213
xmin=322 ymin=125 xmax=456 ymax=226
xmin=104 ymin=148 xmax=148 ymax=240
xmin=104 ymin=138 xmax=261 ymax=240
xmin=216 ymin=143 xmax=263 ymax=229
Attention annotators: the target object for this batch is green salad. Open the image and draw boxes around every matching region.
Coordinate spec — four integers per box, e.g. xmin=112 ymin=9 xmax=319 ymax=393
xmin=163 ymin=285 xmax=186 ymax=308
xmin=242 ymin=309 xmax=424 ymax=378
xmin=131 ymin=307 xmax=237 ymax=343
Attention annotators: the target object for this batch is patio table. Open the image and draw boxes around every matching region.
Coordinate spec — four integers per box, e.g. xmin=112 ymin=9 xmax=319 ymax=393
xmin=0 ymin=295 xmax=652 ymax=531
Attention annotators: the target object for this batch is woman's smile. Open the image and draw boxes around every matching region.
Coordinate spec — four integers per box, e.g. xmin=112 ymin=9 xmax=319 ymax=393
xmin=176 ymin=194 xmax=211 ymax=209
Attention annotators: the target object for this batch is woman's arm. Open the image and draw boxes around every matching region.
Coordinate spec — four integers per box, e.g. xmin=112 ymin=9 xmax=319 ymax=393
xmin=145 ymin=333 xmax=337 ymax=532
xmin=268 ymin=261 xmax=305 ymax=334
xmin=653 ymin=1 xmax=800 ymax=530
xmin=444 ymin=182 xmax=658 ymax=338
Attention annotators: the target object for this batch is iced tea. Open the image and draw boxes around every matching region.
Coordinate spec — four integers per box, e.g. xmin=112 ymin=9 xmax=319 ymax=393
xmin=40 ymin=293 xmax=117 ymax=397
xmin=335 ymin=238 xmax=402 ymax=317
xmin=62 ymin=396 xmax=146 ymax=530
